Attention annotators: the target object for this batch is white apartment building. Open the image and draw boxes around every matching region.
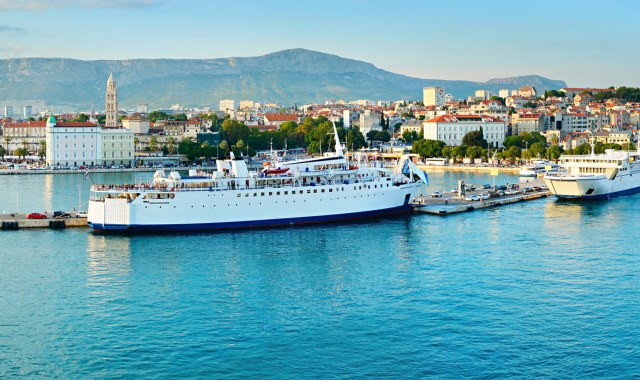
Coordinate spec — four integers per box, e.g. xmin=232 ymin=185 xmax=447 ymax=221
xmin=468 ymin=100 xmax=509 ymax=121
xmin=45 ymin=115 xmax=134 ymax=167
xmin=4 ymin=105 xmax=12 ymax=119
xmin=101 ymin=127 xmax=135 ymax=167
xmin=474 ymin=90 xmax=492 ymax=100
xmin=45 ymin=115 xmax=100 ymax=167
xmin=23 ymin=106 xmax=32 ymax=120
xmin=358 ymin=109 xmax=383 ymax=136
xmin=498 ymin=89 xmax=510 ymax=98
xmin=219 ymin=99 xmax=235 ymax=112
xmin=511 ymin=113 xmax=545 ymax=135
xmin=239 ymin=100 xmax=255 ymax=109
xmin=423 ymin=114 xmax=507 ymax=148
xmin=423 ymin=86 xmax=445 ymax=107
xmin=563 ymin=113 xmax=589 ymax=132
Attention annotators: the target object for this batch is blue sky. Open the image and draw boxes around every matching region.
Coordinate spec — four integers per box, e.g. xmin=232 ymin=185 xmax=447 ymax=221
xmin=1 ymin=0 xmax=638 ymax=88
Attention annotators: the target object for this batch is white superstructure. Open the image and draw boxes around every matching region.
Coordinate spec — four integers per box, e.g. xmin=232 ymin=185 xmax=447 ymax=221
xmin=544 ymin=148 xmax=640 ymax=199
xmin=87 ymin=125 xmax=428 ymax=232
xmin=519 ymin=160 xmax=560 ymax=177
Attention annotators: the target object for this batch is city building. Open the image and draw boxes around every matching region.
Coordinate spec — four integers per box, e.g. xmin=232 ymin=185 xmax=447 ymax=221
xmin=474 ymin=90 xmax=492 ymax=100
xmin=219 ymin=99 xmax=235 ymax=112
xmin=45 ymin=115 xmax=100 ymax=167
xmin=263 ymin=113 xmax=300 ymax=128
xmin=2 ymin=120 xmax=46 ymax=152
xmin=518 ymin=86 xmax=537 ymax=97
xmin=22 ymin=106 xmax=33 ymax=120
xmin=423 ymin=86 xmax=445 ymax=107
xmin=4 ymin=106 xmax=12 ymax=119
xmin=511 ymin=113 xmax=545 ymax=135
xmin=423 ymin=114 xmax=507 ymax=148
xmin=105 ymin=73 xmax=118 ymax=127
xmin=137 ymin=103 xmax=149 ymax=114
xmin=122 ymin=113 xmax=150 ymax=134
xmin=101 ymin=127 xmax=135 ymax=167
xmin=468 ymin=99 xmax=508 ymax=120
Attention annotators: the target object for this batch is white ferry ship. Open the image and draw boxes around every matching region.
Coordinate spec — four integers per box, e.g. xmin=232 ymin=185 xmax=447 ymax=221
xmin=544 ymin=148 xmax=640 ymax=199
xmin=87 ymin=126 xmax=428 ymax=232
xmin=519 ymin=160 xmax=560 ymax=177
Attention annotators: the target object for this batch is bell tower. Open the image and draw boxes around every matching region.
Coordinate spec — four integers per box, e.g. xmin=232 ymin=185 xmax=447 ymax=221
xmin=105 ymin=73 xmax=118 ymax=127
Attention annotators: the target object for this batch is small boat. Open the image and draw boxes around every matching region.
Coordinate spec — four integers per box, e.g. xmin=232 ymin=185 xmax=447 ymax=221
xmin=261 ymin=167 xmax=290 ymax=175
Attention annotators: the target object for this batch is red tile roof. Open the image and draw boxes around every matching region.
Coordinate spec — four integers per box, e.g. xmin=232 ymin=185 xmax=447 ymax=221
xmin=264 ymin=114 xmax=299 ymax=122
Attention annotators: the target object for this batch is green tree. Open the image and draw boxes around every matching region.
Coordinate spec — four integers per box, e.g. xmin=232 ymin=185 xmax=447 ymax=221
xmin=73 ymin=113 xmax=89 ymax=122
xmin=544 ymin=90 xmax=566 ymax=98
xmin=466 ymin=145 xmax=482 ymax=159
xmin=38 ymin=140 xmax=46 ymax=160
xmin=529 ymin=142 xmax=547 ymax=158
xmin=149 ymin=136 xmax=158 ymax=151
xmin=412 ymin=139 xmax=446 ymax=158
xmin=366 ymin=130 xmax=378 ymax=145
xmin=97 ymin=114 xmax=106 ymax=124
xmin=374 ymin=130 xmax=391 ymax=142
xmin=14 ymin=147 xmax=28 ymax=159
xmin=134 ymin=136 xmax=139 ymax=151
xmin=167 ymin=137 xmax=176 ymax=154
xmin=346 ymin=128 xmax=366 ymax=151
xmin=0 ymin=145 xmax=5 ymax=159
xmin=148 ymin=111 xmax=169 ymax=123
xmin=522 ymin=101 xmax=537 ymax=108
xmin=451 ymin=146 xmax=467 ymax=161
xmin=462 ymin=129 xmax=488 ymax=148
xmin=221 ymin=119 xmax=250 ymax=147
xmin=547 ymin=145 xmax=563 ymax=160
xmin=503 ymin=135 xmax=523 ymax=148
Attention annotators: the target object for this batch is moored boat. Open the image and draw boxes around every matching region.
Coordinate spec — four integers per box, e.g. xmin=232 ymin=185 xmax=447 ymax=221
xmin=87 ymin=124 xmax=428 ymax=232
xmin=544 ymin=148 xmax=640 ymax=199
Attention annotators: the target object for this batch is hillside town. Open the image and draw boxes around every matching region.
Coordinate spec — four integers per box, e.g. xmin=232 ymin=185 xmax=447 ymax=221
xmin=1 ymin=74 xmax=640 ymax=170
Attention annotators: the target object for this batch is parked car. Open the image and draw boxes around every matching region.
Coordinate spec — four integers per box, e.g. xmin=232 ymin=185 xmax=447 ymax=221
xmin=53 ymin=211 xmax=71 ymax=219
xmin=75 ymin=210 xmax=88 ymax=218
xmin=465 ymin=195 xmax=480 ymax=201
xmin=27 ymin=212 xmax=47 ymax=219
xmin=430 ymin=191 xmax=443 ymax=198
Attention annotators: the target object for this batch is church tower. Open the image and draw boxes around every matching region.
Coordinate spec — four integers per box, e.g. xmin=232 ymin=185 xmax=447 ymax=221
xmin=106 ymin=73 xmax=118 ymax=127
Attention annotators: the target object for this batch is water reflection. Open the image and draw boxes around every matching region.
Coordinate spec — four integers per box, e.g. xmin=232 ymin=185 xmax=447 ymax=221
xmin=86 ymin=234 xmax=132 ymax=290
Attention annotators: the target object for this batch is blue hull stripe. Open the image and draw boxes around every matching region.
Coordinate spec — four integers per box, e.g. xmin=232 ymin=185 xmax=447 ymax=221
xmin=89 ymin=205 xmax=413 ymax=232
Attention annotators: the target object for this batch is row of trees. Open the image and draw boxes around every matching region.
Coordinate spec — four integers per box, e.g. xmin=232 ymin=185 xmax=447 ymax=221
xmin=411 ymin=130 xmax=565 ymax=161
xmin=0 ymin=139 xmax=46 ymax=160
xmin=146 ymin=117 xmax=373 ymax=161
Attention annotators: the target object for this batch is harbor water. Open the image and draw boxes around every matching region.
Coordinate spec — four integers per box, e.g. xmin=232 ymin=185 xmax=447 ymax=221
xmin=1 ymin=171 xmax=639 ymax=377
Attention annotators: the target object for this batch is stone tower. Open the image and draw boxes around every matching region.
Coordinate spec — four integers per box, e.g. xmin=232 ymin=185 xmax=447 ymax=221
xmin=106 ymin=73 xmax=118 ymax=127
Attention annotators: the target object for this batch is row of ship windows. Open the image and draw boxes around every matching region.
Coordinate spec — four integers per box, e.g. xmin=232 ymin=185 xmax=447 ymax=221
xmin=145 ymin=193 xmax=387 ymax=209
xmin=234 ymin=183 xmax=390 ymax=197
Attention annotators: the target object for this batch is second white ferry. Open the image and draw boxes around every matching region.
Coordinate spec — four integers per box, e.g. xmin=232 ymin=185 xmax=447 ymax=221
xmin=544 ymin=147 xmax=640 ymax=199
xmin=87 ymin=124 xmax=428 ymax=232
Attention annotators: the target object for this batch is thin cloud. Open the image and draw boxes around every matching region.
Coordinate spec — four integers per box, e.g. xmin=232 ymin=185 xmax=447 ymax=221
xmin=0 ymin=0 xmax=165 ymax=11
xmin=0 ymin=24 xmax=24 ymax=33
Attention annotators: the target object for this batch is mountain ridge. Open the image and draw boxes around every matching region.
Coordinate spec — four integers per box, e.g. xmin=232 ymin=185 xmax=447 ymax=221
xmin=0 ymin=49 xmax=566 ymax=111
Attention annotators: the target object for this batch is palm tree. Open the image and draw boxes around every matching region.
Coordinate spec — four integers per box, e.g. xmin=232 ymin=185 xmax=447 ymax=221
xmin=38 ymin=140 xmax=46 ymax=160
xmin=134 ymin=136 xmax=139 ymax=152
xmin=167 ymin=137 xmax=176 ymax=154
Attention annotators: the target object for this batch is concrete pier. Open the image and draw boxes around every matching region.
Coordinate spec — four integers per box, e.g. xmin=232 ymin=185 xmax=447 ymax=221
xmin=413 ymin=179 xmax=550 ymax=216
xmin=0 ymin=213 xmax=88 ymax=230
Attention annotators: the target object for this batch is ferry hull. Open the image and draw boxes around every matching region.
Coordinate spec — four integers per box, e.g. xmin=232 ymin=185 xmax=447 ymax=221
xmin=89 ymin=204 xmax=413 ymax=232
xmin=545 ymin=174 xmax=640 ymax=200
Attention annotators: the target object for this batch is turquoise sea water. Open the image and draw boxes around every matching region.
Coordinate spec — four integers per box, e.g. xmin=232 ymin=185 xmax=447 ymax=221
xmin=1 ymin=171 xmax=639 ymax=378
